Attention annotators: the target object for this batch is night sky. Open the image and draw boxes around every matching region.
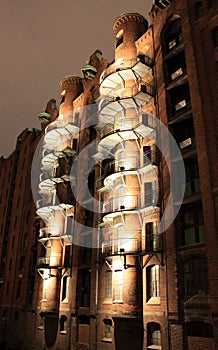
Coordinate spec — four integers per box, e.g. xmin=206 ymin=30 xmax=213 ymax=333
xmin=0 ymin=0 xmax=152 ymax=157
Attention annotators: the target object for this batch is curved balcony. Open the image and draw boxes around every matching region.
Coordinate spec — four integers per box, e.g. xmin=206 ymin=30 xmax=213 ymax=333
xmin=45 ymin=112 xmax=80 ymax=134
xmin=39 ymin=226 xmax=73 ymax=244
xmin=95 ymin=119 xmax=157 ymax=161
xmin=101 ymin=190 xmax=159 ymax=217
xmin=97 ymin=151 xmax=159 ymax=189
xmin=39 ymin=226 xmax=62 ymax=239
xmin=97 ymin=113 xmax=156 ymax=137
xmin=36 ymin=192 xmax=75 ymax=219
xmin=103 ymin=195 xmax=140 ymax=214
xmin=102 ymin=237 xmax=141 ymax=256
xmin=40 ymin=158 xmax=72 ymax=185
xmin=43 ymin=135 xmax=77 ymax=158
xmin=36 ymin=257 xmax=63 ymax=270
xmin=99 ymin=80 xmax=154 ymax=107
xmin=44 ymin=113 xmax=79 ymax=149
xmin=100 ymin=56 xmax=152 ymax=86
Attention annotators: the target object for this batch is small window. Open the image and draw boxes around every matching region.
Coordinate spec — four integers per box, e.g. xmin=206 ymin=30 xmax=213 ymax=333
xmin=102 ymin=318 xmax=112 ymax=342
xmin=116 ymin=30 xmax=123 ymax=48
xmin=113 ymin=270 xmax=123 ymax=303
xmin=60 ymin=315 xmax=67 ymax=333
xmin=180 ymin=203 xmax=205 ymax=245
xmin=64 ymin=245 xmax=72 ymax=267
xmin=211 ymin=27 xmax=218 ymax=47
xmin=147 ymin=265 xmax=160 ymax=301
xmin=105 ymin=271 xmax=112 ymax=299
xmin=74 ymin=113 xmax=80 ymax=126
xmin=146 ymin=222 xmax=159 ymax=252
xmin=38 ymin=312 xmax=44 ymax=330
xmin=42 ymin=279 xmax=48 ymax=301
xmin=61 ymin=276 xmax=68 ymax=302
xmin=72 ymin=138 xmax=78 ymax=151
xmin=147 ymin=322 xmax=161 ymax=348
xmin=79 ymin=269 xmax=91 ymax=307
xmin=164 ymin=19 xmax=183 ymax=54
xmin=194 ymin=1 xmax=203 ymax=20
xmin=60 ymin=90 xmax=66 ymax=104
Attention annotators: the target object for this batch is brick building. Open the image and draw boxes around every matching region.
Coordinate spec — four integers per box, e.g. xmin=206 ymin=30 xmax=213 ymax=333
xmin=0 ymin=1 xmax=217 ymax=349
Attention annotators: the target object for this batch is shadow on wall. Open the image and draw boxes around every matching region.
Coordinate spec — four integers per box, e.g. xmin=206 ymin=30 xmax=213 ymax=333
xmin=44 ymin=314 xmax=59 ymax=349
xmin=113 ymin=317 xmax=143 ymax=350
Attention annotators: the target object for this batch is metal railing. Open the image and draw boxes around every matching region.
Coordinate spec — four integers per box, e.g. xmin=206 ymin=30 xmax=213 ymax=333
xmin=102 ymin=238 xmax=141 ymax=255
xmin=39 ymin=226 xmax=62 ymax=238
xmin=36 ymin=257 xmax=50 ymax=267
xmin=96 ymin=151 xmax=160 ymax=189
xmin=102 ymin=194 xmax=140 ymax=213
xmin=100 ymin=55 xmax=153 ymax=83
xmin=45 ymin=113 xmax=80 ymax=134
xmin=98 ymin=113 xmax=156 ymax=138
xmin=99 ymin=81 xmax=155 ymax=109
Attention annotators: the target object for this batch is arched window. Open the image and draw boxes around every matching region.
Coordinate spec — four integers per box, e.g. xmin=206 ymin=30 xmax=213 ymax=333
xmin=147 ymin=322 xmax=161 ymax=348
xmin=164 ymin=18 xmax=183 ymax=54
xmin=102 ymin=318 xmax=112 ymax=341
xmin=60 ymin=315 xmax=67 ymax=333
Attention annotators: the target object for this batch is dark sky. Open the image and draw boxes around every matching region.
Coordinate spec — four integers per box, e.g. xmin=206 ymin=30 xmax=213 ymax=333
xmin=0 ymin=0 xmax=152 ymax=157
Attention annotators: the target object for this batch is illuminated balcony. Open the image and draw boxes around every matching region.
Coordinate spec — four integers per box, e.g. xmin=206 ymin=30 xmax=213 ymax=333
xmin=102 ymin=194 xmax=140 ymax=214
xmin=45 ymin=112 xmax=80 ymax=134
xmin=43 ymin=114 xmax=79 ymax=150
xmin=95 ymin=116 xmax=157 ymax=161
xmin=100 ymin=57 xmax=153 ymax=96
xmin=39 ymin=226 xmax=62 ymax=239
xmin=102 ymin=238 xmax=141 ymax=256
xmin=36 ymin=257 xmax=63 ymax=270
xmin=36 ymin=257 xmax=51 ymax=269
xmin=100 ymin=56 xmax=152 ymax=84
xmin=42 ymin=136 xmax=78 ymax=160
xmin=99 ymin=80 xmax=154 ymax=107
xmin=36 ymin=192 xmax=75 ymax=219
xmin=101 ymin=234 xmax=161 ymax=257
xmin=97 ymin=151 xmax=159 ymax=189
xmin=96 ymin=113 xmax=156 ymax=138
xmin=39 ymin=226 xmax=73 ymax=244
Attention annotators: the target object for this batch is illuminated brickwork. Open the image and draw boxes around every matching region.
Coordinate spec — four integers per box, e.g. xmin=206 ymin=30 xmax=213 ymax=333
xmin=0 ymin=1 xmax=217 ymax=349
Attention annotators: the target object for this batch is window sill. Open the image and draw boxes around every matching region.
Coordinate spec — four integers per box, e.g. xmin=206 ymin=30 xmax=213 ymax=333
xmin=61 ymin=298 xmax=68 ymax=304
xmin=113 ymin=300 xmax=123 ymax=304
xmin=146 ymin=297 xmax=160 ymax=305
xmin=102 ymin=337 xmax=112 ymax=343
xmin=37 ymin=326 xmax=43 ymax=330
xmin=40 ymin=299 xmax=47 ymax=302
xmin=147 ymin=345 xmax=162 ymax=349
xmin=60 ymin=330 xmax=67 ymax=335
